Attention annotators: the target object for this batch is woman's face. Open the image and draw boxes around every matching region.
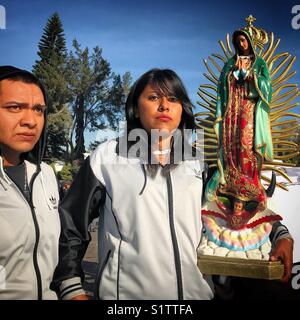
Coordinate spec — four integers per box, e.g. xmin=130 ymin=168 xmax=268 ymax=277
xmin=236 ymin=35 xmax=249 ymax=54
xmin=137 ymin=84 xmax=183 ymax=134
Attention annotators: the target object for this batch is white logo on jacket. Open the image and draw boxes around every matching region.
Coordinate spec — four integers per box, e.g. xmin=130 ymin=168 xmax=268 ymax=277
xmin=49 ymin=196 xmax=57 ymax=206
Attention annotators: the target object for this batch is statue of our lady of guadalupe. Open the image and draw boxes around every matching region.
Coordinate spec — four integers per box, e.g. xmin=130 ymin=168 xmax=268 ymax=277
xmin=208 ymin=28 xmax=272 ymax=211
xmin=196 ymin=16 xmax=298 ymax=269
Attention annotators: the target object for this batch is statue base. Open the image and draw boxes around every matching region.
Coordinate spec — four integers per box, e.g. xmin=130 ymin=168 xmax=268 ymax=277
xmin=197 ymin=254 xmax=284 ymax=279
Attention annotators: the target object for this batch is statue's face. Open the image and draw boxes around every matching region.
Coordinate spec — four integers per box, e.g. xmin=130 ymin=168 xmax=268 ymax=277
xmin=236 ymin=35 xmax=249 ymax=54
xmin=233 ymin=201 xmax=243 ymax=215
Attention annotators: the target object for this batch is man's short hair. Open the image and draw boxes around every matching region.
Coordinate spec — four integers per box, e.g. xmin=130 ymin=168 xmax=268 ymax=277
xmin=0 ymin=66 xmax=46 ymax=100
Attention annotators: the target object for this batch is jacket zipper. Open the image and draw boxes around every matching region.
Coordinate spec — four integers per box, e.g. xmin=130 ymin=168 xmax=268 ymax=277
xmin=29 ymin=171 xmax=43 ymax=300
xmin=166 ymin=171 xmax=183 ymax=300
xmin=4 ymin=169 xmax=43 ymax=300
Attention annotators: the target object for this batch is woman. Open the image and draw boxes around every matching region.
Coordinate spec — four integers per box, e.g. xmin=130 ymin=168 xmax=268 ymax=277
xmin=206 ymin=29 xmax=273 ymax=210
xmin=51 ymin=69 xmax=214 ymax=300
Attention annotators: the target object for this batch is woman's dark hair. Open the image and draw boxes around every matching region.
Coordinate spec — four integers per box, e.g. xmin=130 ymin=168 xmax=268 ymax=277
xmin=125 ymin=68 xmax=195 ymax=131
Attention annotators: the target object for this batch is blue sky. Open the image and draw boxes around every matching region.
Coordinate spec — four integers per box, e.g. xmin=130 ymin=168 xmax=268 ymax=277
xmin=0 ymin=0 xmax=299 ymax=146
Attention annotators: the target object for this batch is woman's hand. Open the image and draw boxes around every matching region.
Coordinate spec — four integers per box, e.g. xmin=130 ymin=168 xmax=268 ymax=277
xmin=269 ymin=238 xmax=294 ymax=282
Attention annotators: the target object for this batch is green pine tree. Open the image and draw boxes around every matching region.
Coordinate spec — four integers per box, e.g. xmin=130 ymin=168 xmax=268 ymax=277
xmin=33 ymin=13 xmax=72 ymax=162
xmin=67 ymin=40 xmax=129 ymax=161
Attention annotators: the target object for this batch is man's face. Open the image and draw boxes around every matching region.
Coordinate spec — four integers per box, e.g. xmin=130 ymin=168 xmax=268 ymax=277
xmin=0 ymin=79 xmax=46 ymax=163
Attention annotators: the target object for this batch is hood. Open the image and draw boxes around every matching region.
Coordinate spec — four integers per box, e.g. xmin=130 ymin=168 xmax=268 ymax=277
xmin=0 ymin=65 xmax=48 ymax=168
xmin=232 ymin=29 xmax=256 ymax=57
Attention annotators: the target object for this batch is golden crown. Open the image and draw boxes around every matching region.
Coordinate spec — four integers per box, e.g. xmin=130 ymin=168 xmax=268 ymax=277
xmin=241 ymin=15 xmax=269 ymax=48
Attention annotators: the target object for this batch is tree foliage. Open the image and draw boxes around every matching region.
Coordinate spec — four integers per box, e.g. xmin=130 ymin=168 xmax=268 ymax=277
xmin=67 ymin=40 xmax=128 ymax=161
xmin=33 ymin=12 xmax=72 ymax=161
xmin=34 ymin=13 xmax=131 ymax=163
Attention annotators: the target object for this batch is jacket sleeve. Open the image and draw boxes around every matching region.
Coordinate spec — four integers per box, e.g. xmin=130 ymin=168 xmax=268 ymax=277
xmin=269 ymin=221 xmax=293 ymax=245
xmin=55 ymin=175 xmax=66 ymax=201
xmin=50 ymin=156 xmax=106 ymax=299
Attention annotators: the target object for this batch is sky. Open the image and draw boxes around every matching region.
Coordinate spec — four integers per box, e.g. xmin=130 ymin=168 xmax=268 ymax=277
xmin=0 ymin=0 xmax=299 ymax=146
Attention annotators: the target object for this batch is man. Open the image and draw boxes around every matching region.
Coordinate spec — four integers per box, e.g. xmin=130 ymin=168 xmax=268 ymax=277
xmin=0 ymin=66 xmax=61 ymax=299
